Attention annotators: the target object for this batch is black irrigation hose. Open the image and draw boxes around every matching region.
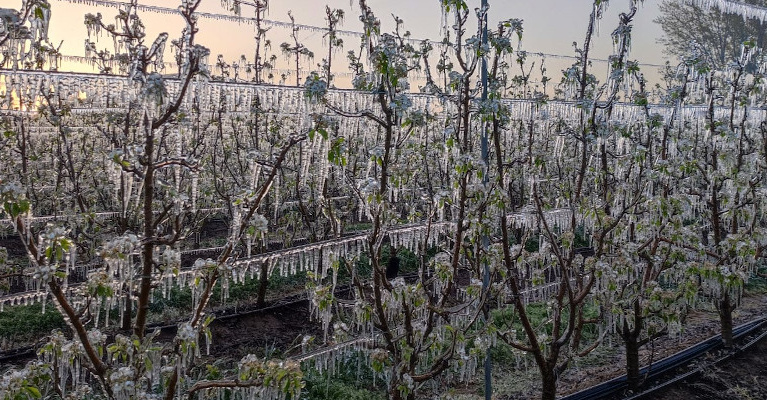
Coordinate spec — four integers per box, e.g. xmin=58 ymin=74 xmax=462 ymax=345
xmin=0 ymin=344 xmax=38 ymax=365
xmin=562 ymin=317 xmax=767 ymax=400
xmin=626 ymin=318 xmax=767 ymax=400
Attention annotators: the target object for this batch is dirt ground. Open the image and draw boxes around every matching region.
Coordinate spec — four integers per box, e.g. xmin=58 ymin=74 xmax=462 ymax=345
xmin=651 ymin=335 xmax=767 ymax=400
xmin=560 ymin=294 xmax=767 ymax=400
xmin=191 ymin=290 xmax=767 ymax=399
xmin=208 ymin=299 xmax=322 ymax=359
xmin=443 ymin=293 xmax=767 ymax=400
xmin=558 ymin=293 xmax=767 ymax=399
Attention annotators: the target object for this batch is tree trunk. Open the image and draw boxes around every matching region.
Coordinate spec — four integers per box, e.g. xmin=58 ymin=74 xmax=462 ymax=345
xmin=540 ymin=366 xmax=557 ymax=400
xmin=719 ymin=291 xmax=734 ymax=347
xmin=570 ymin=297 xmax=584 ymax=352
xmin=624 ymin=302 xmax=644 ymax=392
xmin=256 ymin=259 xmax=269 ymax=308
xmin=134 ymin=119 xmax=154 ymax=339
xmin=625 ymin=334 xmax=641 ymax=392
xmin=121 ymin=284 xmax=132 ymax=331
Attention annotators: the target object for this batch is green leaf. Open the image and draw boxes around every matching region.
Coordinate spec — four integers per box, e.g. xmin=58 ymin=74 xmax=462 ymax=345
xmin=25 ymin=386 xmax=42 ymax=399
xmin=96 ymin=285 xmax=113 ymax=297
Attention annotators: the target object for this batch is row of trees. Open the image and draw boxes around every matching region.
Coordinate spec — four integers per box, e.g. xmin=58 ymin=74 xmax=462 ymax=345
xmin=1 ymin=0 xmax=767 ymax=400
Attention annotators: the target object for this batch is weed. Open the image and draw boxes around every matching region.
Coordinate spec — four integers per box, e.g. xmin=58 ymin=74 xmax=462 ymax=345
xmin=0 ymin=302 xmax=65 ymax=348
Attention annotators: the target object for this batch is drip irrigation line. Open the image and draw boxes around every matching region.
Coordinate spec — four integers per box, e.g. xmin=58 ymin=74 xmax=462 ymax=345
xmin=3 ymin=301 xmax=767 ymax=391
xmin=51 ymin=0 xmax=414 ymax=42
xmin=0 ymin=209 xmax=569 ymax=305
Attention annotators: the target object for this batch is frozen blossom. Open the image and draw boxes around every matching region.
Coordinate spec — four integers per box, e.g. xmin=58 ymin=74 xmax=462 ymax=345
xmin=101 ymin=234 xmax=140 ymax=260
xmin=250 ymin=213 xmax=269 ymax=234
xmin=390 ymin=93 xmax=412 ymax=112
xmin=110 ymin=367 xmax=137 ymax=398
xmin=193 ymin=258 xmax=218 ymax=273
xmin=140 ymin=72 xmax=167 ymax=106
xmin=154 ymin=247 xmax=181 ymax=271
xmin=304 ymin=72 xmax=328 ymax=102
xmin=0 ymin=182 xmax=25 ymax=203
xmin=359 ymin=177 xmax=380 ymax=194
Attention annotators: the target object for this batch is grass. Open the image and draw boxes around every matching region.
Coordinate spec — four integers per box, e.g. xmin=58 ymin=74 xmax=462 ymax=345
xmin=492 ymin=302 xmax=600 ymax=342
xmin=146 ymin=268 xmax=309 ymax=325
xmin=488 ymin=301 xmax=602 ymax=383
xmin=301 ymin=351 xmax=387 ymax=400
xmin=0 ymin=302 xmax=65 ymax=349
xmin=745 ymin=266 xmax=767 ymax=294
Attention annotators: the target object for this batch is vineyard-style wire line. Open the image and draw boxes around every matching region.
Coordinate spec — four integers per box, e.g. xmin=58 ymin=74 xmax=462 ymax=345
xmin=50 ymin=0 xmax=666 ymax=67
xmin=0 ymin=208 xmax=572 ymax=309
xmin=55 ymin=55 xmax=427 ymax=82
xmin=4 ymin=70 xmax=764 ymax=123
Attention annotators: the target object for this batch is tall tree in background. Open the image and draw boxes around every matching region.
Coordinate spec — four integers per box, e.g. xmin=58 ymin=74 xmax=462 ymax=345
xmin=656 ymin=0 xmax=767 ymax=70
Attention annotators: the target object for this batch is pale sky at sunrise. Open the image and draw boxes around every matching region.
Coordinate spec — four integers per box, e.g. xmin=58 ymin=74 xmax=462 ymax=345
xmin=26 ymin=0 xmax=671 ymax=86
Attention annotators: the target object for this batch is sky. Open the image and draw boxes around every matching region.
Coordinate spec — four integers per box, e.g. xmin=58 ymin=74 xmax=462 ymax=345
xmin=27 ymin=0 xmax=670 ymax=86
